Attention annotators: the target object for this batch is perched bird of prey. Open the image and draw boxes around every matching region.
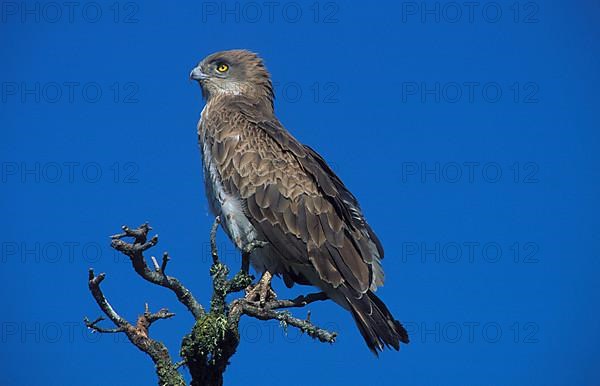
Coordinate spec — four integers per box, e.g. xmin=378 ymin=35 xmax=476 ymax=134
xmin=190 ymin=49 xmax=409 ymax=353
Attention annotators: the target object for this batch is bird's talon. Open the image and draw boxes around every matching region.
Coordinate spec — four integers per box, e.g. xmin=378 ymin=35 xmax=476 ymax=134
xmin=244 ymin=272 xmax=276 ymax=305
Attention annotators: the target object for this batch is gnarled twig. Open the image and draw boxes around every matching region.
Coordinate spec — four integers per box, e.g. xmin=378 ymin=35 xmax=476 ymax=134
xmin=86 ymin=220 xmax=337 ymax=386
xmin=85 ymin=269 xmax=185 ymax=386
xmin=110 ymin=223 xmax=204 ymax=319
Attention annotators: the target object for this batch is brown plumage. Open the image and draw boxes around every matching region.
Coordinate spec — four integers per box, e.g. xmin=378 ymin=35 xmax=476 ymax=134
xmin=190 ymin=49 xmax=409 ymax=354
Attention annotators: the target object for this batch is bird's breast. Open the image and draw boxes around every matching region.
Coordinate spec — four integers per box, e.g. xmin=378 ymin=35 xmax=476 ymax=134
xmin=199 ymin=117 xmax=258 ymax=251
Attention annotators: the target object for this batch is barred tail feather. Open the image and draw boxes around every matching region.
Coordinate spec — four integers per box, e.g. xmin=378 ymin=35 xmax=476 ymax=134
xmin=347 ymin=290 xmax=409 ymax=355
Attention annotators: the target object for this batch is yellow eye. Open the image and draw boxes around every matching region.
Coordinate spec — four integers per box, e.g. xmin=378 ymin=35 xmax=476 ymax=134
xmin=216 ymin=63 xmax=229 ymax=73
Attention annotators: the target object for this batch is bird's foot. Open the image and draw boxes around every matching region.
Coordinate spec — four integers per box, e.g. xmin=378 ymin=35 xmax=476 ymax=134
xmin=245 ymin=271 xmax=276 ymax=306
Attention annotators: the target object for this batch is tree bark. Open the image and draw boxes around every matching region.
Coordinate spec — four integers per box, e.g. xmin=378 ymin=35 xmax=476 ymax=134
xmin=84 ymin=219 xmax=335 ymax=385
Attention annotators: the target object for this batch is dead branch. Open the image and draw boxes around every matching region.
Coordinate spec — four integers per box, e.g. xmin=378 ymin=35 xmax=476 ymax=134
xmin=85 ymin=269 xmax=185 ymax=386
xmin=85 ymin=220 xmax=337 ymax=386
xmin=110 ymin=223 xmax=204 ymax=319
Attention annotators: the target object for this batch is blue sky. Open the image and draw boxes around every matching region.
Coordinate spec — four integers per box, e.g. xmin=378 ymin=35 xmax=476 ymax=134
xmin=1 ymin=1 xmax=599 ymax=385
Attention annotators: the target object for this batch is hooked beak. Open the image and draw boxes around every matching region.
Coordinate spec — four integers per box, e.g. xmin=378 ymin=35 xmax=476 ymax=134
xmin=189 ymin=66 xmax=208 ymax=81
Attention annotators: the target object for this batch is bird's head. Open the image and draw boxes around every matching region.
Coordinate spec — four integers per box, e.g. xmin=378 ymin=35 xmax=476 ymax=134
xmin=190 ymin=49 xmax=274 ymax=108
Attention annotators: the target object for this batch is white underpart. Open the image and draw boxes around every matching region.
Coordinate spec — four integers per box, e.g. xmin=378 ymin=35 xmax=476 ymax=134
xmin=199 ymin=112 xmax=258 ymax=250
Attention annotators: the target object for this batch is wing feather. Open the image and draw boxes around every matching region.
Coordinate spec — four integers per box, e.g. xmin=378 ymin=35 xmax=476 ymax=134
xmin=207 ymin=101 xmax=383 ymax=294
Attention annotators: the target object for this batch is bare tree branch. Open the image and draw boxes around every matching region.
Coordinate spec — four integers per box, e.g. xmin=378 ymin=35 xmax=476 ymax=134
xmin=87 ymin=269 xmax=128 ymax=327
xmin=85 ymin=269 xmax=185 ymax=386
xmin=110 ymin=223 xmax=204 ymax=319
xmin=86 ymin=220 xmax=338 ymax=386
xmin=233 ymin=300 xmax=336 ymax=343
xmin=161 ymin=252 xmax=171 ymax=273
xmin=83 ymin=316 xmax=124 ymax=334
xmin=265 ymin=292 xmax=329 ymax=310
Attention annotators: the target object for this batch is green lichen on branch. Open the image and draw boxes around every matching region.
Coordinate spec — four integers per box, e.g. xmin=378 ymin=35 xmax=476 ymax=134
xmin=85 ymin=220 xmax=337 ymax=386
xmin=210 ymin=263 xmax=230 ymax=314
xmin=155 ymin=356 xmax=187 ymax=386
xmin=227 ymin=270 xmax=254 ymax=294
xmin=181 ymin=313 xmax=229 ymax=363
xmin=180 ymin=312 xmax=241 ymax=386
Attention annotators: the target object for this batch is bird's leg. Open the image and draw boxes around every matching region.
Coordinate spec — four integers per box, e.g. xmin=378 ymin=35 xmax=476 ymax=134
xmin=241 ymin=250 xmax=250 ymax=275
xmin=241 ymin=239 xmax=268 ymax=273
xmin=229 ymin=240 xmax=269 ymax=294
xmin=245 ymin=271 xmax=276 ymax=305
